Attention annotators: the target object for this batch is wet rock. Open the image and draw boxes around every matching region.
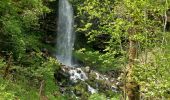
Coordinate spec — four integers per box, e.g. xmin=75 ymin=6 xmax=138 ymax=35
xmin=77 ymin=69 xmax=81 ymax=73
xmin=106 ymin=69 xmax=122 ymax=79
xmin=54 ymin=67 xmax=70 ymax=86
xmin=72 ymin=81 xmax=89 ymax=99
xmin=54 ymin=65 xmax=121 ymax=99
xmin=84 ymin=66 xmax=90 ymax=73
xmin=74 ymin=90 xmax=82 ymax=97
xmin=87 ymin=85 xmax=97 ymax=94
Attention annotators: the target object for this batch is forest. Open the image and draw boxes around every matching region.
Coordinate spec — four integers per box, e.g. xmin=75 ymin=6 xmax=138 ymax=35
xmin=0 ymin=0 xmax=170 ymax=100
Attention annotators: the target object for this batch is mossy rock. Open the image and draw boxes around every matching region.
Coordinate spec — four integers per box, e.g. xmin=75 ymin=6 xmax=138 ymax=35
xmin=70 ymin=81 xmax=90 ymax=99
xmin=88 ymin=72 xmax=97 ymax=81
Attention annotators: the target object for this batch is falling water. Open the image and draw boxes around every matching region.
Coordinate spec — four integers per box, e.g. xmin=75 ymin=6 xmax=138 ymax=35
xmin=57 ymin=0 xmax=75 ymax=66
xmin=56 ymin=0 xmax=118 ymax=96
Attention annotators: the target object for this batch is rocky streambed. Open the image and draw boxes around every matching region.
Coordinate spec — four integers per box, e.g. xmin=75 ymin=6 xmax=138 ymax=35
xmin=54 ymin=65 xmax=122 ymax=99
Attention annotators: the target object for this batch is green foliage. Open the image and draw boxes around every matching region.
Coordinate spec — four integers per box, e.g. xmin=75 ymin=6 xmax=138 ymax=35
xmin=133 ymin=43 xmax=170 ymax=98
xmin=41 ymin=57 xmax=61 ymax=99
xmin=0 ymin=77 xmax=39 ymax=100
xmin=0 ymin=83 xmax=15 ymax=100
xmin=75 ymin=48 xmax=123 ymax=72
xmin=71 ymin=0 xmax=124 ymax=71
xmin=88 ymin=93 xmax=120 ymax=100
xmin=16 ymin=52 xmax=60 ymax=83
xmin=0 ymin=0 xmax=51 ymax=59
xmin=0 ymin=0 xmax=75 ymax=100
xmin=88 ymin=93 xmax=107 ymax=100
xmin=1 ymin=0 xmax=170 ymax=99
xmin=0 ymin=55 xmax=62 ymax=100
xmin=72 ymin=0 xmax=170 ymax=99
xmin=72 ymin=0 xmax=169 ymax=59
xmin=0 ymin=58 xmax=6 ymax=69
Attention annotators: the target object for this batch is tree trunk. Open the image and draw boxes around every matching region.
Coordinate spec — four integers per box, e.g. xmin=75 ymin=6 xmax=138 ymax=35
xmin=3 ymin=53 xmax=12 ymax=79
xmin=125 ymin=29 xmax=140 ymax=100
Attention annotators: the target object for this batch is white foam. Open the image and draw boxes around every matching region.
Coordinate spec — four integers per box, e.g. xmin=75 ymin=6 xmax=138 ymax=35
xmin=69 ymin=67 xmax=88 ymax=82
xmin=88 ymin=85 xmax=97 ymax=94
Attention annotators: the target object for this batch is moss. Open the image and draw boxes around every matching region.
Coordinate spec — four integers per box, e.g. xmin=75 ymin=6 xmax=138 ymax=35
xmin=72 ymin=81 xmax=90 ymax=99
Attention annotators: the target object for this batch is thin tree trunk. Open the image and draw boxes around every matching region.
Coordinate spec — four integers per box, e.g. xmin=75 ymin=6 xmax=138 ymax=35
xmin=3 ymin=53 xmax=12 ymax=79
xmin=125 ymin=28 xmax=140 ymax=100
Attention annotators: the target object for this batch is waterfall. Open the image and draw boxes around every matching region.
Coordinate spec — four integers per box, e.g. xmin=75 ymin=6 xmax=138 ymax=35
xmin=57 ymin=0 xmax=75 ymax=66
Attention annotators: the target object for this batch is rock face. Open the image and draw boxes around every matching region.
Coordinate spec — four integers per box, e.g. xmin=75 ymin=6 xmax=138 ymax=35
xmin=40 ymin=0 xmax=58 ymax=34
xmin=39 ymin=0 xmax=59 ymax=56
xmin=54 ymin=65 xmax=121 ymax=99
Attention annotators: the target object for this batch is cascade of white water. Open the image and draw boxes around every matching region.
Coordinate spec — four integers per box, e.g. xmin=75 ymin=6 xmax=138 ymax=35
xmin=56 ymin=0 xmax=118 ymax=96
xmin=57 ymin=0 xmax=75 ymax=66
